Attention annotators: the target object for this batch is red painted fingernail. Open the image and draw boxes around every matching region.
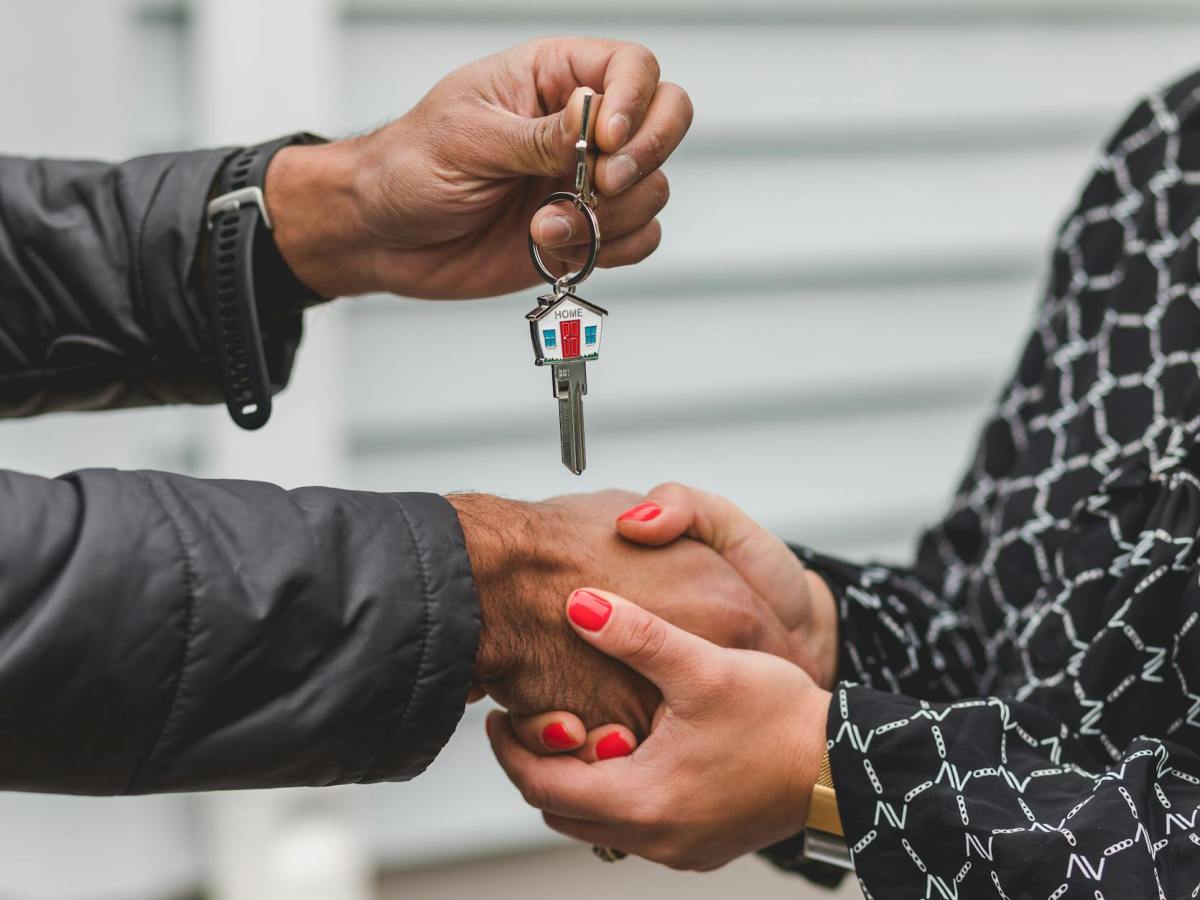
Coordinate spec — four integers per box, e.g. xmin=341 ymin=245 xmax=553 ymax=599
xmin=568 ymin=590 xmax=612 ymax=631
xmin=617 ymin=501 xmax=661 ymax=523
xmin=542 ymin=722 xmax=576 ymax=750
xmin=595 ymin=732 xmax=633 ymax=760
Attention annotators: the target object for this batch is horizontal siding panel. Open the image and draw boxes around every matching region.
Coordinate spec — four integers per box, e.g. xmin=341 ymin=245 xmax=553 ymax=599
xmin=340 ymin=19 xmax=1200 ymax=143
xmin=0 ymin=408 xmax=195 ymax=478
xmin=368 ymin=704 xmax=558 ymax=867
xmin=347 ymin=0 xmax=1200 ymax=21
xmin=132 ymin=10 xmax=192 ymax=150
xmin=631 ymin=148 xmax=1084 ymax=278
xmin=347 ymin=400 xmax=985 ymax=560
xmin=345 ymin=278 xmax=1034 ymax=435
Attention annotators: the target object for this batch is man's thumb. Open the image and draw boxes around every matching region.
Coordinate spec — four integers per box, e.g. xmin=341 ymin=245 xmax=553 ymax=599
xmin=503 ymin=86 xmax=596 ymax=177
xmin=565 ymin=588 xmax=713 ymax=691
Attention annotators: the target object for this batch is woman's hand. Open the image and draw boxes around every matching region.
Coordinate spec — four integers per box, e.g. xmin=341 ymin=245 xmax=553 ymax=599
xmin=615 ymin=483 xmax=839 ymax=690
xmin=488 ymin=588 xmax=831 ymax=871
xmin=266 ymin=38 xmax=691 ymax=300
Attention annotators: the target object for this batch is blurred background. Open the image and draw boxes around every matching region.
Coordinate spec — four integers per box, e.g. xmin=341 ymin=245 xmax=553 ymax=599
xmin=2 ymin=0 xmax=1200 ymax=897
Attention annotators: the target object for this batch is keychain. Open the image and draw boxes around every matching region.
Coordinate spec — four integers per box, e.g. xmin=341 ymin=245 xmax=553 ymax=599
xmin=526 ymin=93 xmax=607 ymax=475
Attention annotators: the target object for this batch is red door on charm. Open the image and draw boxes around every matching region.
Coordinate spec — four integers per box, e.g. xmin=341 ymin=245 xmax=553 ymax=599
xmin=560 ymin=320 xmax=581 ymax=358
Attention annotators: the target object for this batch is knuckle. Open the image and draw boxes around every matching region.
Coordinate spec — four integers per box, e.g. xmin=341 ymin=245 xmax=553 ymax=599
xmin=642 ymin=127 xmax=669 ymax=166
xmin=630 ymin=222 xmax=662 ymax=264
xmin=629 ymin=792 xmax=667 ymax=830
xmin=649 ymin=172 xmax=670 ymax=213
xmin=623 ymin=89 xmax=654 ymax=128
xmin=520 ymin=37 xmax=555 ymax=62
xmin=689 ymin=662 xmax=732 ymax=702
xmin=651 ymin=480 xmax=690 ymax=501
xmin=646 ymin=480 xmax=692 ymax=514
xmin=531 ymin=121 xmax=561 ymax=172
xmin=661 ymin=81 xmax=695 ymax=127
xmin=729 ymin=593 xmax=765 ymax=650
xmin=698 ymin=585 xmax=760 ymax=652
xmin=655 ymin=842 xmax=689 ymax=870
xmin=630 ymin=43 xmax=661 ymax=83
xmin=624 ymin=614 xmax=669 ymax=666
xmin=516 ymin=773 xmax=558 ymax=811
xmin=644 ymin=219 xmax=663 ymax=253
xmin=519 ymin=781 xmax=546 ymax=809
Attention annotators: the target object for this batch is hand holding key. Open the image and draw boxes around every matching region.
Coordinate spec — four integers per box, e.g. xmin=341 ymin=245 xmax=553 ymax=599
xmin=263 ymin=38 xmax=691 ymax=301
xmin=527 ymin=93 xmax=607 ymax=474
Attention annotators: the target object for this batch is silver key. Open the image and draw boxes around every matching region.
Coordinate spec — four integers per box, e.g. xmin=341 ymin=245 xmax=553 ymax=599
xmin=526 ymin=291 xmax=608 ymax=475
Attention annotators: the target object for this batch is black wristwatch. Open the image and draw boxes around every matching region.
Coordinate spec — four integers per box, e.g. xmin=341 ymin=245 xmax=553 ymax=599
xmin=204 ymin=132 xmax=325 ymax=430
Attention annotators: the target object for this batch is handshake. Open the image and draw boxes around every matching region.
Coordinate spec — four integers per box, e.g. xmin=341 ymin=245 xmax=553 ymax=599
xmin=454 ymin=484 xmax=839 ymax=870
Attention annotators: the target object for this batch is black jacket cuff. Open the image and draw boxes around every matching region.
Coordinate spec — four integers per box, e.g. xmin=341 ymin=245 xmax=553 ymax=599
xmin=361 ymin=493 xmax=482 ymax=783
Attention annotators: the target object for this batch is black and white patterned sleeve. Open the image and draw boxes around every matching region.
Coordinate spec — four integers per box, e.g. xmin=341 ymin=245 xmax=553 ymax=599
xmin=828 ymin=682 xmax=1200 ymax=898
xmin=801 ymin=544 xmax=991 ymax=702
xmin=763 ymin=68 xmax=1200 ymax=895
xmin=765 ymin=538 xmax=1200 ymax=898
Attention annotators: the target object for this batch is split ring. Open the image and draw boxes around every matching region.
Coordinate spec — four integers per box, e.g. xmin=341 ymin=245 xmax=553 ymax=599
xmin=528 ymin=191 xmax=601 ymax=290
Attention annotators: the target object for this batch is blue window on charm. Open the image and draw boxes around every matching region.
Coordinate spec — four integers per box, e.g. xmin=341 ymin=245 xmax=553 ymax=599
xmin=543 ymin=329 xmax=557 ymax=348
xmin=585 ymin=325 xmax=597 ymax=345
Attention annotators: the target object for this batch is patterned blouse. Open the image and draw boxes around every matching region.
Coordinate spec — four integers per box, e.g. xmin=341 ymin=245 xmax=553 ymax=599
xmin=768 ymin=70 xmax=1200 ymax=897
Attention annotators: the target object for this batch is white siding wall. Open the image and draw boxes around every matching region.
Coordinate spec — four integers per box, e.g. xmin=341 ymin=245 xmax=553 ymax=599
xmin=1 ymin=1 xmax=1199 ymax=896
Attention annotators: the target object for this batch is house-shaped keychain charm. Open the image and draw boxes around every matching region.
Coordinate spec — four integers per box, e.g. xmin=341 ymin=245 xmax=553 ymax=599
xmin=527 ymin=292 xmax=608 ymax=365
xmin=526 ymin=291 xmax=608 ymax=474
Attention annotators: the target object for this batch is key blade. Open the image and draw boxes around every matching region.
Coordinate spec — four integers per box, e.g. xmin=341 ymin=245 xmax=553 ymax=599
xmin=552 ymin=362 xmax=588 ymax=475
xmin=558 ymin=390 xmax=585 ymax=475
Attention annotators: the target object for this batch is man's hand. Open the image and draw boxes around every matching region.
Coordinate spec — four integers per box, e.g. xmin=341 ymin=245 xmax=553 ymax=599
xmin=264 ymin=39 xmax=692 ymax=300
xmin=447 ymin=491 xmax=803 ymax=738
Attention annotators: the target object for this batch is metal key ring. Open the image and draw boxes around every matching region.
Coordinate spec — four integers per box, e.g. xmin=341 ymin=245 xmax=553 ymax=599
xmin=528 ymin=191 xmax=601 ymax=290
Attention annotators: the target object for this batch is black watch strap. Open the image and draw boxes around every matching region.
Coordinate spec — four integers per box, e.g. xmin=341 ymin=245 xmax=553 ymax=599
xmin=205 ymin=132 xmax=324 ymax=430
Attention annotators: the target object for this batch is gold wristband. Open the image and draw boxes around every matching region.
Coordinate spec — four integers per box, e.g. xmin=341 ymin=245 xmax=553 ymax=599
xmin=805 ymin=746 xmax=842 ymax=836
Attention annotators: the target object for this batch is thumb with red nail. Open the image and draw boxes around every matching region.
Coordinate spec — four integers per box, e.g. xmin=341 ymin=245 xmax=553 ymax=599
xmin=615 ymin=483 xmax=839 ymax=690
xmin=489 ymin=588 xmax=831 ymax=872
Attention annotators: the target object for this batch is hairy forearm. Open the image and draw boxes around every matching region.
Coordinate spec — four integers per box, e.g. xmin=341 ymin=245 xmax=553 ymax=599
xmin=446 ymin=493 xmax=574 ymax=687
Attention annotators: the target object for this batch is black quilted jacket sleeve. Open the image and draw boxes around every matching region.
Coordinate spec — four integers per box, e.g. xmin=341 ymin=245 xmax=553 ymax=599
xmin=0 ymin=149 xmax=309 ymax=414
xmin=0 ymin=151 xmax=482 ymax=793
